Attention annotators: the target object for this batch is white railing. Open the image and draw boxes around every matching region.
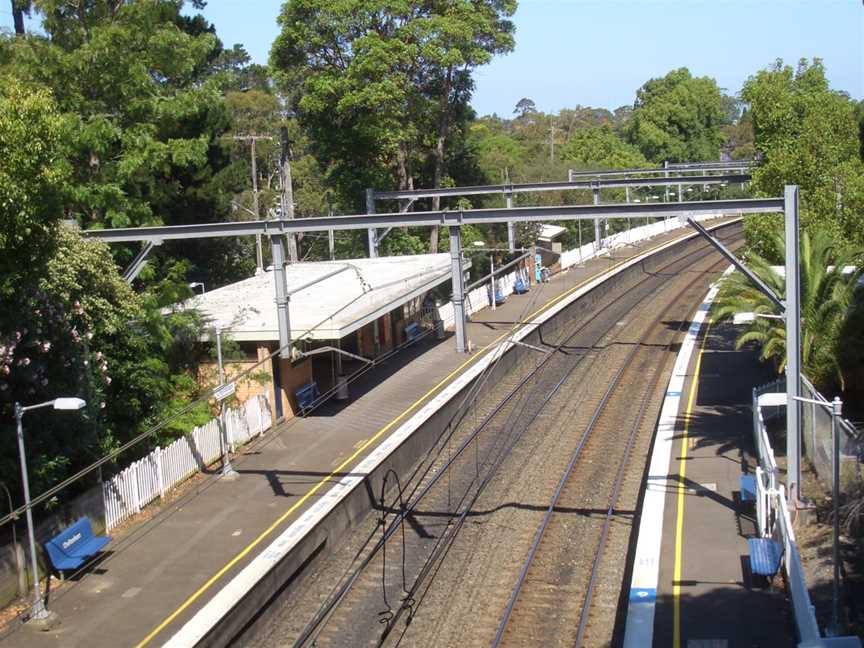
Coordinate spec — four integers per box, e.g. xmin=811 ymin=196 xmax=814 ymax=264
xmin=752 ymin=382 xmax=857 ymax=644
xmin=103 ymin=393 xmax=272 ymax=531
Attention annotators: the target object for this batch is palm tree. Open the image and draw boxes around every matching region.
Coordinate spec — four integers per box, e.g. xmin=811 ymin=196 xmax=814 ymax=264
xmin=714 ymin=230 xmax=863 ymax=392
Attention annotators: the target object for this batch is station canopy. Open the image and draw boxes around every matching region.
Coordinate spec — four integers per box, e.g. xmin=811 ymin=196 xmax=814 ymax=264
xmin=182 ymin=254 xmax=454 ymax=342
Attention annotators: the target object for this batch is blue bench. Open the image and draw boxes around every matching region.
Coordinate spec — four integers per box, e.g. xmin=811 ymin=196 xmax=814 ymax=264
xmin=739 ymin=474 xmax=757 ymax=503
xmin=513 ymin=277 xmax=529 ymax=294
xmin=44 ymin=517 xmax=111 ymax=574
xmin=405 ymin=322 xmax=422 ymax=342
xmin=295 ymin=381 xmax=320 ymax=410
xmin=493 ymin=288 xmax=506 ymax=306
xmin=747 ymin=537 xmax=783 ymax=578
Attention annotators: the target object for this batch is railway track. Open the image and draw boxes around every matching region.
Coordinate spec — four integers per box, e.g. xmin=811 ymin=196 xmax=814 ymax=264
xmin=490 ymin=254 xmax=729 ymax=648
xmin=250 ymin=225 xmax=743 ymax=648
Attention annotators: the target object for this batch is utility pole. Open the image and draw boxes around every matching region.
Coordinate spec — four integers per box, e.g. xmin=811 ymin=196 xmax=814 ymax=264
xmin=549 ymin=120 xmax=556 ymax=162
xmin=233 ymin=135 xmax=273 ymax=274
xmin=280 ymin=127 xmax=299 ymax=263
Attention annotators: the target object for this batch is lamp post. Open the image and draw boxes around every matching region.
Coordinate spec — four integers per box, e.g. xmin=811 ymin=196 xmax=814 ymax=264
xmin=213 ymin=328 xmax=238 ymax=480
xmin=14 ymin=397 xmax=85 ymax=624
xmin=472 ymin=241 xmax=497 ymax=311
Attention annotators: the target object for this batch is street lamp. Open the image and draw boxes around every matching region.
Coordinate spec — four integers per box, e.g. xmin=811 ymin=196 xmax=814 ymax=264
xmin=14 ymin=397 xmax=86 ymax=624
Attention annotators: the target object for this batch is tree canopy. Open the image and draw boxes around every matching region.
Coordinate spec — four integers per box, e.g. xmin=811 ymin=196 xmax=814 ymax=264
xmin=624 ymin=67 xmax=725 ymax=163
xmin=742 ymin=58 xmax=864 ymax=258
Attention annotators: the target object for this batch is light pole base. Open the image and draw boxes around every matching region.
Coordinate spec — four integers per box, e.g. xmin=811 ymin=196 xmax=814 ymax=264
xmin=220 ymin=464 xmax=240 ymax=482
xmin=26 ymin=609 xmax=60 ymax=632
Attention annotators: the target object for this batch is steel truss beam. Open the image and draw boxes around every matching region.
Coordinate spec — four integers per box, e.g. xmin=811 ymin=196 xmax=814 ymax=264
xmin=370 ymin=173 xmax=750 ymax=202
xmin=84 ymin=197 xmax=783 ymax=244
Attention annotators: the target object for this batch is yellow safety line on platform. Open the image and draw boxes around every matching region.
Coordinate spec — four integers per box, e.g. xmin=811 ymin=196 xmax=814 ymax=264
xmin=672 ymin=317 xmax=713 ymax=648
xmin=137 ymin=226 xmax=727 ymax=647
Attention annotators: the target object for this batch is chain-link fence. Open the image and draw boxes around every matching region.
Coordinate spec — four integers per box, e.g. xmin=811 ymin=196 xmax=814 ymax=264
xmin=756 ymin=377 xmax=863 ymax=494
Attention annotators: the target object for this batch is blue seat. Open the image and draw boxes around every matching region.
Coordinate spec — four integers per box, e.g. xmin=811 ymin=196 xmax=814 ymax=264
xmin=405 ymin=322 xmax=422 ymax=342
xmin=513 ymin=277 xmax=529 ymax=294
xmin=44 ymin=517 xmax=111 ymax=573
xmin=747 ymin=537 xmax=783 ymax=577
xmin=494 ymin=289 xmax=506 ymax=306
xmin=295 ymin=381 xmax=320 ymax=410
xmin=739 ymin=474 xmax=757 ymax=502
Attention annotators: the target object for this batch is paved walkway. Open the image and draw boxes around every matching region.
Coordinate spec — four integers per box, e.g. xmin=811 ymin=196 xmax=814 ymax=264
xmin=652 ymin=322 xmax=796 ymax=647
xmin=3 ymin=223 xmax=712 ymax=648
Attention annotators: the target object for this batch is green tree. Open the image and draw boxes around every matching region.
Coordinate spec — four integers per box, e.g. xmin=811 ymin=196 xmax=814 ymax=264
xmin=559 ymin=125 xmax=647 ymax=170
xmin=714 ymin=230 xmax=863 ymax=393
xmin=0 ymin=0 xmax=251 ymax=288
xmin=741 ymin=59 xmax=864 ymax=257
xmin=625 ymin=67 xmax=725 ymax=163
xmin=0 ymin=76 xmax=68 ymax=297
xmin=270 ymin=0 xmax=516 ymax=223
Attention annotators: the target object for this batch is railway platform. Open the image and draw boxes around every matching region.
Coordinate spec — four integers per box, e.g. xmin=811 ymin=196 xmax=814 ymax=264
xmin=0 ymin=220 xmax=730 ymax=648
xmin=626 ymin=316 xmax=797 ymax=647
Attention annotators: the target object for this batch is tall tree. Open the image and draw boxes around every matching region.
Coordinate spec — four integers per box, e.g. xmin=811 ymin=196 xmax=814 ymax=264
xmin=624 ymin=67 xmax=725 ymax=163
xmin=741 ymin=59 xmax=864 ymax=258
xmin=0 ymin=0 xmax=249 ymax=287
xmin=270 ymin=0 xmax=516 ymax=250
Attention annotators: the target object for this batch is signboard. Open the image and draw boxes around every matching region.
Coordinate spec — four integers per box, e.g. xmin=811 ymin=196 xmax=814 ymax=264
xmin=213 ymin=382 xmax=236 ymax=402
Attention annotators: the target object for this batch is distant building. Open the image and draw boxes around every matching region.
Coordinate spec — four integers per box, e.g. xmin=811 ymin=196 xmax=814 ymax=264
xmin=180 ymin=254 xmax=455 ymax=421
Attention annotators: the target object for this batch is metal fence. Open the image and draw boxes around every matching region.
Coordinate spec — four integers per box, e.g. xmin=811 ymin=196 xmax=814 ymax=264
xmin=756 ymin=377 xmax=862 ymax=494
xmin=752 ymin=380 xmax=862 ymax=644
xmin=103 ymin=393 xmax=272 ymax=531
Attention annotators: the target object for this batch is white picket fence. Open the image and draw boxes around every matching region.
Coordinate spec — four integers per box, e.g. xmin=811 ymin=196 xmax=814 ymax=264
xmin=103 ymin=393 xmax=272 ymax=531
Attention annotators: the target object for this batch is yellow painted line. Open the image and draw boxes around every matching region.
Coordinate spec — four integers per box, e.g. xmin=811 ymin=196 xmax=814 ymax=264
xmin=137 ymin=226 xmax=719 ymax=647
xmin=352 ymin=438 xmax=368 ymax=450
xmin=672 ymin=318 xmax=713 ymax=648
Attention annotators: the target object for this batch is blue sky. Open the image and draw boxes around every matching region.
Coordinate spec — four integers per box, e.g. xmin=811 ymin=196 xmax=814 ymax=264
xmin=3 ymin=1 xmax=862 ymax=116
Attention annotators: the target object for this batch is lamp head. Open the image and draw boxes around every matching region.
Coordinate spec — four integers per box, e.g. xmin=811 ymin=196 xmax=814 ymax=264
xmin=733 ymin=312 xmax=756 ymax=325
xmin=53 ymin=397 xmax=86 ymax=411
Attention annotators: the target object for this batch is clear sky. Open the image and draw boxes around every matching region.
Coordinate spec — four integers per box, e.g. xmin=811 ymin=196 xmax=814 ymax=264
xmin=3 ymin=0 xmax=862 ymax=116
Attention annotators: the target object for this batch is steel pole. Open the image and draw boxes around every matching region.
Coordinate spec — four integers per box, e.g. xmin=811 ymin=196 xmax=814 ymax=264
xmin=328 ymin=229 xmax=335 ymax=261
xmin=593 ymin=187 xmax=601 ymax=251
xmin=784 ymin=185 xmax=802 ymax=501
xmin=506 ymin=192 xmax=515 ymax=252
xmin=270 ymin=234 xmax=292 ymax=360
xmin=664 ymin=160 xmax=670 ymax=202
xmin=449 ymin=226 xmax=468 ymax=353
xmin=366 ymin=189 xmax=378 ymax=258
xmin=831 ymin=397 xmax=843 ymax=635
xmin=490 ymin=253 xmax=496 ymax=312
xmin=14 ymin=404 xmax=48 ymax=620
xmin=215 ymin=330 xmax=236 ymax=478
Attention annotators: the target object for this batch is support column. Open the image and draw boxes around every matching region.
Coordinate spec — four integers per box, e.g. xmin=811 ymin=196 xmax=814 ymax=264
xmin=664 ymin=160 xmax=670 ymax=202
xmin=449 ymin=226 xmax=468 ymax=353
xmin=366 ymin=188 xmax=378 ymax=258
xmin=270 ymin=234 xmax=292 ymax=360
xmin=506 ymin=192 xmax=515 ymax=252
xmin=592 ymin=187 xmax=601 ymax=250
xmin=784 ymin=184 xmax=802 ymax=501
xmin=328 ymin=229 xmax=335 ymax=261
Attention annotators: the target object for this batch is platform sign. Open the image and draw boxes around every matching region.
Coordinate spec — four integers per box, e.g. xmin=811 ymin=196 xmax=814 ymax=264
xmin=214 ymin=382 xmax=236 ymax=402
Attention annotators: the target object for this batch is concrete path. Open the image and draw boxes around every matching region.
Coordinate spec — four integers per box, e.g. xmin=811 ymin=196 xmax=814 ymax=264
xmin=652 ymin=322 xmax=796 ymax=647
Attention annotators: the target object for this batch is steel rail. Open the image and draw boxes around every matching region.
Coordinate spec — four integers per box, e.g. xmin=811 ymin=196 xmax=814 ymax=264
xmin=83 ymin=198 xmax=782 ymax=243
xmin=295 ymin=224 xmax=742 ymax=647
xmin=490 ymin=253 xmax=733 ymax=648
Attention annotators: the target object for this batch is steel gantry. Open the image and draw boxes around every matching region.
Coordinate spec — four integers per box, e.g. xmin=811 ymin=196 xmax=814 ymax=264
xmin=85 ymin=189 xmax=805 ymax=502
xmin=364 ymin=170 xmax=751 ymax=257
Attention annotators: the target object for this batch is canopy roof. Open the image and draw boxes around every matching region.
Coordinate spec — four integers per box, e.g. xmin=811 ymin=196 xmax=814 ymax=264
xmin=182 ymin=254 xmax=454 ymax=342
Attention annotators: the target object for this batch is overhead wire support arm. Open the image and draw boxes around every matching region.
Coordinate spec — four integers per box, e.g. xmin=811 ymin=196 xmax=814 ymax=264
xmin=685 ymin=217 xmax=785 ymax=311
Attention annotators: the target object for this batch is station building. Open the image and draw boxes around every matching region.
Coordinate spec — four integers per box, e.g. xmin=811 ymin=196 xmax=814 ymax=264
xmin=181 ymin=254 xmax=456 ymax=421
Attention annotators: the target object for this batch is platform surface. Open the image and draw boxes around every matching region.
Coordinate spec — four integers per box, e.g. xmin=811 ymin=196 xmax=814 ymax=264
xmin=652 ymin=321 xmax=797 ymax=647
xmin=1 ymin=223 xmax=718 ymax=648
